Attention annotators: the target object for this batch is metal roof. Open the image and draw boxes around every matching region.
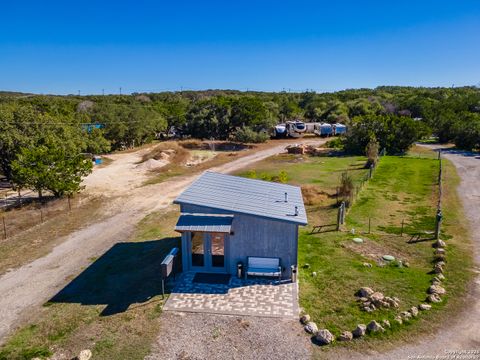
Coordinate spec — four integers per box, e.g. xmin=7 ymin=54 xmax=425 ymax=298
xmin=175 ymin=213 xmax=234 ymax=233
xmin=174 ymin=171 xmax=307 ymax=225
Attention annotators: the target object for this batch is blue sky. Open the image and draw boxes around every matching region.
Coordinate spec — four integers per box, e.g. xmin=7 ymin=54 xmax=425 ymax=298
xmin=1 ymin=0 xmax=479 ymax=94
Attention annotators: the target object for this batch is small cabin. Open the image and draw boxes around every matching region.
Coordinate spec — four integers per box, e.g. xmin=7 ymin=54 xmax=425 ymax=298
xmin=173 ymin=171 xmax=308 ymax=279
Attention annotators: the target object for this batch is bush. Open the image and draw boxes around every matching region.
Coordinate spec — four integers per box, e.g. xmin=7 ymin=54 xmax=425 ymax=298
xmin=365 ymin=136 xmax=379 ymax=168
xmin=232 ymin=127 xmax=269 ymax=143
xmin=325 ymin=137 xmax=345 ymax=150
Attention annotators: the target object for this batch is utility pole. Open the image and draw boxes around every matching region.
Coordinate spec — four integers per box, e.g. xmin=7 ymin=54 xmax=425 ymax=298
xmin=119 ymin=87 xmax=122 ymax=95
xmin=102 ymin=89 xmax=105 ymax=96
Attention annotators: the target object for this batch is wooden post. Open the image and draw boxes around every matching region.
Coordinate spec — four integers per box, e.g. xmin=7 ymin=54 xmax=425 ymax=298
xmin=368 ymin=217 xmax=371 ymax=234
xmin=2 ymin=217 xmax=6 ymax=240
xmin=435 ymin=209 xmax=443 ymax=240
xmin=401 ymin=219 xmax=404 ymax=237
xmin=369 ymin=164 xmax=373 ymax=179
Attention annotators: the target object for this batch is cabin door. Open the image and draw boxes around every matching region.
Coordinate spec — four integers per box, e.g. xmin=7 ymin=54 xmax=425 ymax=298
xmin=190 ymin=232 xmax=226 ymax=272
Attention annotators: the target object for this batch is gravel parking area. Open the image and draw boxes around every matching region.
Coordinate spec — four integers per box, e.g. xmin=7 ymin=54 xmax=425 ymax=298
xmin=146 ymin=311 xmax=311 ymax=360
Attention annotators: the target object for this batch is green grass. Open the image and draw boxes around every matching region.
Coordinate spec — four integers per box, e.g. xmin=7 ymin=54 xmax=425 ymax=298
xmin=236 ymin=148 xmax=474 ymax=355
xmin=0 ymin=207 xmax=181 ymax=360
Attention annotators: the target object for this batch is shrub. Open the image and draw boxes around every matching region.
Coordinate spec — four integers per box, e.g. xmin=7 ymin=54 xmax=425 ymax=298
xmin=232 ymin=127 xmax=269 ymax=143
xmin=339 ymin=171 xmax=354 ymax=205
xmin=365 ymin=135 xmax=379 ymax=168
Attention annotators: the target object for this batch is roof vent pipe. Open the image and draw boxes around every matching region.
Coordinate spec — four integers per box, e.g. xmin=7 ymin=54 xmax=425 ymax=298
xmin=285 ymin=192 xmax=288 ymax=202
xmin=295 ymin=206 xmax=298 ymax=216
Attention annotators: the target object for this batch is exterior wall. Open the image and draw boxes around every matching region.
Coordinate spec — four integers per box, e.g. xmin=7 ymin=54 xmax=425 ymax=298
xmin=180 ymin=203 xmax=299 ymax=279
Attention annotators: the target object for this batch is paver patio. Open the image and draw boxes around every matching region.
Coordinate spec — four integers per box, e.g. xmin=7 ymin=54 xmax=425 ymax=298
xmin=163 ymin=272 xmax=299 ymax=318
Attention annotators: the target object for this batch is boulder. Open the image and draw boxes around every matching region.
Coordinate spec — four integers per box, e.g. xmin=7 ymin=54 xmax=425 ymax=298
xmin=433 ymin=239 xmax=446 ymax=248
xmin=363 ymin=262 xmax=373 ymax=268
xmin=382 ymin=319 xmax=391 ymax=328
xmin=419 ymin=303 xmax=432 ymax=311
xmin=433 ymin=263 xmax=444 ymax=274
xmin=403 ymin=261 xmax=410 ymax=268
xmin=427 ymin=294 xmax=442 ymax=303
xmin=410 ymin=306 xmax=419 ymax=317
xmin=357 ymin=297 xmax=369 ymax=303
xmin=400 ymin=311 xmax=412 ymax=320
xmin=352 ymin=324 xmax=367 ymax=338
xmin=367 ymin=320 xmax=384 ymax=333
xmin=435 ymin=248 xmax=446 ymax=255
xmin=312 ymin=272 xmax=317 ymax=277
xmin=76 ymin=350 xmax=92 ymax=360
xmin=304 ymin=321 xmax=318 ymax=334
xmin=356 ymin=287 xmax=374 ymax=297
xmin=315 ymin=329 xmax=335 ymax=345
xmin=370 ymin=292 xmax=385 ymax=303
xmin=428 ymin=285 xmax=446 ymax=295
xmin=385 ymin=297 xmax=400 ymax=308
xmin=300 ymin=314 xmax=311 ymax=324
xmin=393 ymin=316 xmax=403 ymax=325
xmin=437 ymin=273 xmax=445 ymax=280
xmin=433 ymin=254 xmax=446 ymax=263
xmin=436 ymin=261 xmax=446 ymax=267
xmin=338 ymin=331 xmax=353 ymax=342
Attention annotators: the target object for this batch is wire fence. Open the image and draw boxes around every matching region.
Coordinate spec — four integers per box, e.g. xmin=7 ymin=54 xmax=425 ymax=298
xmin=0 ymin=196 xmax=83 ymax=240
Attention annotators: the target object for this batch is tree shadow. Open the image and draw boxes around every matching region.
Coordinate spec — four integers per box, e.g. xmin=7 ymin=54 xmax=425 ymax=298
xmin=49 ymin=237 xmax=181 ymax=316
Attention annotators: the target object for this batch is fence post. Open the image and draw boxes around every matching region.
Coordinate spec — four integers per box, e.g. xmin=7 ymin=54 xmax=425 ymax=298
xmin=401 ymin=219 xmax=404 ymax=237
xmin=368 ymin=217 xmax=371 ymax=234
xmin=2 ymin=217 xmax=6 ymax=240
xmin=435 ymin=209 xmax=442 ymax=240
xmin=369 ymin=164 xmax=373 ymax=179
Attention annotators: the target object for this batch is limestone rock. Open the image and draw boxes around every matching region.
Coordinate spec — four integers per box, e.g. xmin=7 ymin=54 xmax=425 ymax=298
xmin=367 ymin=320 xmax=384 ymax=333
xmin=352 ymin=324 xmax=367 ymax=338
xmin=433 ymin=239 xmax=446 ymax=248
xmin=400 ymin=311 xmax=412 ymax=320
xmin=77 ymin=350 xmax=92 ymax=360
xmin=370 ymin=292 xmax=384 ymax=303
xmin=382 ymin=319 xmax=391 ymax=328
xmin=428 ymin=285 xmax=446 ymax=295
xmin=338 ymin=331 xmax=353 ymax=341
xmin=300 ymin=314 xmax=310 ymax=324
xmin=312 ymin=272 xmax=317 ymax=277
xmin=394 ymin=316 xmax=403 ymax=325
xmin=437 ymin=273 xmax=445 ymax=280
xmin=315 ymin=329 xmax=335 ymax=345
xmin=419 ymin=303 xmax=432 ymax=311
xmin=304 ymin=321 xmax=318 ymax=334
xmin=363 ymin=262 xmax=373 ymax=268
xmin=427 ymin=294 xmax=442 ymax=303
xmin=435 ymin=248 xmax=446 ymax=255
xmin=410 ymin=306 xmax=419 ymax=317
xmin=356 ymin=287 xmax=374 ymax=297
xmin=433 ymin=263 xmax=444 ymax=274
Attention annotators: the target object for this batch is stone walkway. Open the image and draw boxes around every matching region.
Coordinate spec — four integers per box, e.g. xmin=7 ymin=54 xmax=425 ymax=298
xmin=163 ymin=272 xmax=298 ymax=318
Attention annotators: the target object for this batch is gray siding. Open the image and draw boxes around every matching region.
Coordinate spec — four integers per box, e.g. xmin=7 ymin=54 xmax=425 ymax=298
xmin=180 ymin=203 xmax=298 ymax=278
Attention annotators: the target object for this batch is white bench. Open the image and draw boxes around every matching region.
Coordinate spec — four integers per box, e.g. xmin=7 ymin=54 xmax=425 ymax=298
xmin=245 ymin=256 xmax=282 ymax=281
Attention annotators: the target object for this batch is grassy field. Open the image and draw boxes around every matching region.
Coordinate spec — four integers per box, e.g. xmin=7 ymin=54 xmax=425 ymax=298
xmin=236 ymin=147 xmax=473 ymax=355
xmin=0 ymin=207 xmax=181 ymax=360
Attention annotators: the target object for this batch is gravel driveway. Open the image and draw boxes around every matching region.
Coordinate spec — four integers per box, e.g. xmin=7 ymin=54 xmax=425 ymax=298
xmin=145 ymin=312 xmax=311 ymax=360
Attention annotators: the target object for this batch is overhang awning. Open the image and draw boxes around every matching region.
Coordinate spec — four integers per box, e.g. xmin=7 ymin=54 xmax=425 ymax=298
xmin=175 ymin=213 xmax=234 ymax=233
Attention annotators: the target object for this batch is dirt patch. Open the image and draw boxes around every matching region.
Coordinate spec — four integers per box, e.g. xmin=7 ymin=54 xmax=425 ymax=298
xmin=179 ymin=140 xmax=252 ymax=151
xmin=302 ymin=185 xmax=333 ymax=206
xmin=344 ymin=237 xmax=411 ymax=265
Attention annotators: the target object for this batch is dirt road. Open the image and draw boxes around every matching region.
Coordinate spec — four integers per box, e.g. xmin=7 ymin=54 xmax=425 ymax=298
xmin=0 ymin=139 xmax=325 ymax=343
xmin=366 ymin=147 xmax=480 ymax=359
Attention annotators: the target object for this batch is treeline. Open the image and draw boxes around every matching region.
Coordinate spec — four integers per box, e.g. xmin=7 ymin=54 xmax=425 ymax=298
xmin=1 ymin=86 xmax=480 ymax=196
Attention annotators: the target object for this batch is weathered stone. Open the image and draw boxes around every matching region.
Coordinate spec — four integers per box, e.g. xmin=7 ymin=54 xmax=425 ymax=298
xmin=357 ymin=297 xmax=369 ymax=303
xmin=312 ymin=272 xmax=317 ymax=277
xmin=410 ymin=306 xmax=419 ymax=317
xmin=356 ymin=287 xmax=374 ymax=297
xmin=315 ymin=329 xmax=335 ymax=345
xmin=352 ymin=324 xmax=367 ymax=338
xmin=363 ymin=262 xmax=373 ymax=268
xmin=437 ymin=273 xmax=445 ymax=280
xmin=367 ymin=320 xmax=384 ymax=333
xmin=403 ymin=261 xmax=410 ymax=268
xmin=300 ymin=314 xmax=311 ymax=324
xmin=436 ymin=261 xmax=446 ymax=267
xmin=77 ymin=350 xmax=92 ymax=360
xmin=304 ymin=321 xmax=318 ymax=334
xmin=435 ymin=248 xmax=446 ymax=255
xmin=393 ymin=316 xmax=403 ymax=325
xmin=433 ymin=254 xmax=446 ymax=263
xmin=338 ymin=331 xmax=353 ymax=341
xmin=428 ymin=285 xmax=446 ymax=295
xmin=427 ymin=294 xmax=442 ymax=303
xmin=382 ymin=319 xmax=391 ymax=328
xmin=400 ymin=311 xmax=412 ymax=320
xmin=370 ymin=292 xmax=384 ymax=303
xmin=433 ymin=263 xmax=444 ymax=274
xmin=433 ymin=239 xmax=446 ymax=248
xmin=303 ymin=263 xmax=310 ymax=269
xmin=419 ymin=303 xmax=432 ymax=311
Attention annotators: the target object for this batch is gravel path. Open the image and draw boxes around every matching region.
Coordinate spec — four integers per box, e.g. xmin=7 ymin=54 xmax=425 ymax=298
xmin=364 ymin=146 xmax=480 ymax=359
xmin=0 ymin=139 xmax=326 ymax=343
xmin=146 ymin=312 xmax=311 ymax=360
